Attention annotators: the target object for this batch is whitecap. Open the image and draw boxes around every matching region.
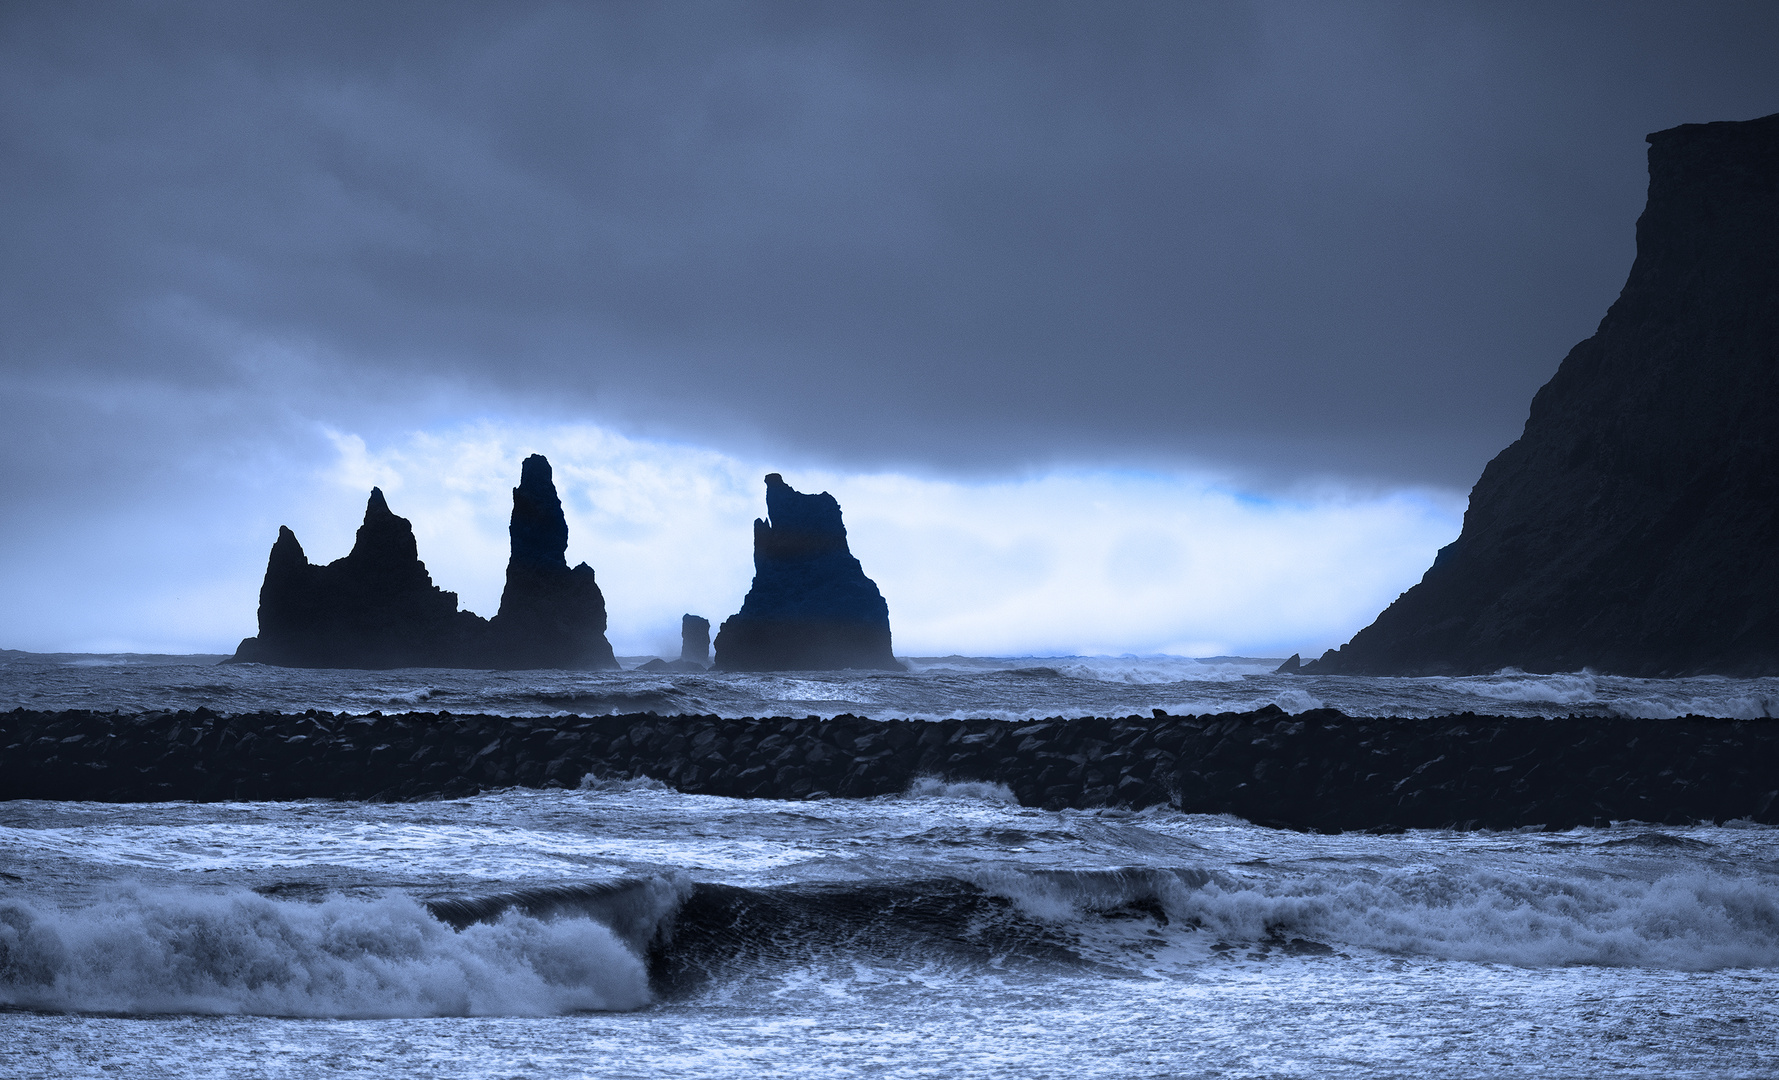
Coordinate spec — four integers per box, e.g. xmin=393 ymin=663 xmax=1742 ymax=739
xmin=903 ymin=777 xmax=1020 ymax=804
xmin=0 ymin=886 xmax=650 ymax=1017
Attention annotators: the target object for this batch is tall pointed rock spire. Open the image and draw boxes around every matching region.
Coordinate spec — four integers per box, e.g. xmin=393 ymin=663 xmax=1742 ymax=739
xmin=487 ymin=455 xmax=618 ymax=670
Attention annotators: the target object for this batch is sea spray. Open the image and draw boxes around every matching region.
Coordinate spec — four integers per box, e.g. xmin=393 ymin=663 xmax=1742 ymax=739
xmin=0 ymin=886 xmax=651 ymax=1017
xmin=970 ymin=863 xmax=1779 ymax=971
xmin=903 ymin=776 xmax=1020 ymax=803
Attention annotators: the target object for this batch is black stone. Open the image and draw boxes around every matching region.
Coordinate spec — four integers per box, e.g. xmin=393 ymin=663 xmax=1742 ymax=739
xmin=18 ymin=701 xmax=1774 ymax=832
xmin=228 ymin=454 xmax=615 ymax=670
xmin=1307 ymin=114 xmax=1779 ymax=677
xmin=486 ymin=455 xmax=618 ymax=670
xmin=228 ymin=489 xmax=490 ymax=669
xmin=714 ymin=474 xmax=902 ymax=671
xmin=681 ymin=615 xmax=711 ymax=666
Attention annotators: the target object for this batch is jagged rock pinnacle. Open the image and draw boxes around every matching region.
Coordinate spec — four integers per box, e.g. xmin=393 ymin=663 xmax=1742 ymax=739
xmin=488 ymin=454 xmax=617 ymax=670
xmin=230 ymin=455 xmax=616 ymax=670
xmin=714 ymin=474 xmax=902 ymax=671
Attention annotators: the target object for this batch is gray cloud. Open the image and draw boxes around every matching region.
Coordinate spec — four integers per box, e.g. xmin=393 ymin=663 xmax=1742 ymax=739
xmin=4 ymin=0 xmax=1779 ymax=500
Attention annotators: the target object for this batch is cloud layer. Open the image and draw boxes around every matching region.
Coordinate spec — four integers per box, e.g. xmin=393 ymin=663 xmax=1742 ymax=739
xmin=1 ymin=420 xmax=1460 ymax=658
xmin=7 ymin=3 xmax=1779 ymax=486
xmin=2 ymin=3 xmax=1774 ymax=653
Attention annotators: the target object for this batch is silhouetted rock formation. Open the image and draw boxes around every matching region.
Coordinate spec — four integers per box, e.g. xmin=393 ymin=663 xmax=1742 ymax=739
xmin=681 ymin=615 xmax=711 ymax=666
xmin=638 ymin=618 xmax=712 ymax=671
xmin=1306 ymin=113 xmax=1779 ymax=677
xmin=486 ymin=455 xmax=617 ymax=670
xmin=229 ymin=489 xmax=489 ymax=668
xmin=715 ymin=474 xmax=902 ymax=671
xmin=229 ymin=455 xmax=616 ymax=670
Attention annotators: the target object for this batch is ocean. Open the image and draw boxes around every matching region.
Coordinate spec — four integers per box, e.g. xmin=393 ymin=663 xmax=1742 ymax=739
xmin=4 ymin=652 xmax=1778 ymax=1078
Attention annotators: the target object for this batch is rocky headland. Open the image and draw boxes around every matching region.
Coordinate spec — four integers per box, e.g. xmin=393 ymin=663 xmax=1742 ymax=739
xmin=484 ymin=455 xmax=618 ymax=670
xmin=714 ymin=475 xmax=902 ymax=671
xmin=229 ymin=455 xmax=615 ymax=670
xmin=1307 ymin=113 xmax=1779 ymax=677
xmin=5 ymin=706 xmax=1775 ymax=831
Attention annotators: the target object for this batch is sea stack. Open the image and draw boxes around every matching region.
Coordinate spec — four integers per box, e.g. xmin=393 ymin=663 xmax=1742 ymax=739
xmin=681 ymin=615 xmax=711 ymax=666
xmin=1306 ymin=113 xmax=1779 ymax=677
xmin=229 ymin=454 xmax=617 ymax=670
xmin=228 ymin=489 xmax=489 ymax=668
xmin=485 ymin=455 xmax=618 ymax=670
xmin=714 ymin=474 xmax=902 ymax=671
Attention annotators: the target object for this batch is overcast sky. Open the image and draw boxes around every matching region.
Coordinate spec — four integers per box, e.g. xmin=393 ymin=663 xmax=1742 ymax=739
xmin=4 ymin=2 xmax=1776 ymax=656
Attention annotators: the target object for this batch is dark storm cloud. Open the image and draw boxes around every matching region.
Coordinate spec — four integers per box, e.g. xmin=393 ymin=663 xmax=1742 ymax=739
xmin=4 ymin=0 xmax=1778 ymax=490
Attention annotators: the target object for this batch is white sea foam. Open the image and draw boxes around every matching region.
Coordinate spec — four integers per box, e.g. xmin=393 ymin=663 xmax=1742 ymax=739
xmin=903 ymin=777 xmax=1021 ymax=804
xmin=0 ymin=887 xmax=651 ymax=1017
xmin=904 ymin=655 xmax=1270 ymax=684
xmin=1272 ymin=688 xmax=1325 ymax=714
xmin=1607 ymin=693 xmax=1777 ymax=720
xmin=1047 ymin=659 xmax=1259 ymax=684
xmin=578 ymin=773 xmax=671 ymax=793
xmin=1443 ymin=672 xmax=1603 ymax=705
xmin=976 ymin=865 xmax=1779 ymax=971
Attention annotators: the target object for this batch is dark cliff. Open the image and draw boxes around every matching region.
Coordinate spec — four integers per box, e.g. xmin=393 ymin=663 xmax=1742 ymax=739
xmin=1306 ymin=113 xmax=1779 ymax=677
xmin=486 ymin=455 xmax=618 ymax=670
xmin=229 ymin=489 xmax=489 ymax=668
xmin=714 ymin=474 xmax=902 ymax=671
xmin=229 ymin=455 xmax=616 ymax=670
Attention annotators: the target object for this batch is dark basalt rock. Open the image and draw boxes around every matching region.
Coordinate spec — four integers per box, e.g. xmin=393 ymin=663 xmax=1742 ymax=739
xmin=640 ymin=615 xmax=712 ymax=671
xmin=681 ymin=615 xmax=711 ymax=666
xmin=715 ymin=474 xmax=902 ymax=671
xmin=228 ymin=455 xmax=615 ymax=670
xmin=228 ymin=489 xmax=489 ymax=669
xmin=1307 ymin=113 xmax=1779 ymax=677
xmin=486 ymin=455 xmax=617 ymax=670
xmin=7 ymin=705 xmax=1778 ymax=831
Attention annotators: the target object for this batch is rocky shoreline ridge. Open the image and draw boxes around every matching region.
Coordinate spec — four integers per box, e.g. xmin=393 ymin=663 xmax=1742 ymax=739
xmin=5 ymin=708 xmax=1775 ymax=831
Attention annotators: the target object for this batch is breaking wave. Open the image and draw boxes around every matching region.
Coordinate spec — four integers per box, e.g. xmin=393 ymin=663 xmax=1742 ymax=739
xmin=973 ymin=864 xmax=1779 ymax=971
xmin=0 ymin=887 xmax=650 ymax=1017
xmin=425 ymin=864 xmax=1779 ymax=990
xmin=1445 ymin=671 xmax=1605 ymax=705
xmin=8 ymin=858 xmax=1777 ymax=1020
xmin=903 ymin=777 xmax=1021 ymax=803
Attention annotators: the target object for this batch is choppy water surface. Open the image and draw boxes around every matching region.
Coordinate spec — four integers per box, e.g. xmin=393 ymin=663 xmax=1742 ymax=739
xmin=6 ymin=649 xmax=1778 ymax=720
xmin=4 ymin=654 xmax=1779 ymax=1077
xmin=3 ymin=787 xmax=1777 ymax=1077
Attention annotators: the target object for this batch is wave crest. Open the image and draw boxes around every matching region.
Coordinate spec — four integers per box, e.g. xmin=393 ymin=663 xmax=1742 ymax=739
xmin=903 ymin=777 xmax=1020 ymax=803
xmin=975 ymin=864 xmax=1779 ymax=971
xmin=0 ymin=887 xmax=650 ymax=1017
